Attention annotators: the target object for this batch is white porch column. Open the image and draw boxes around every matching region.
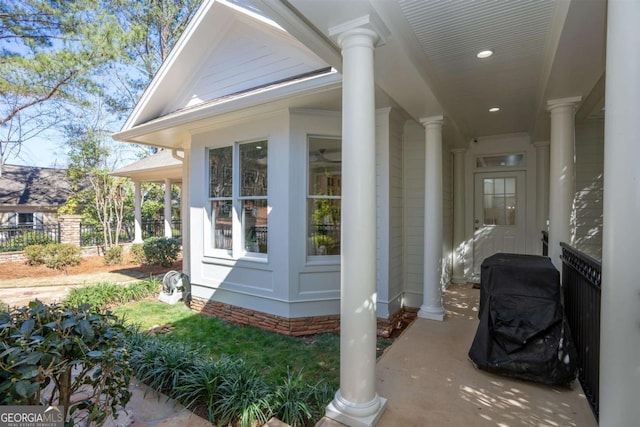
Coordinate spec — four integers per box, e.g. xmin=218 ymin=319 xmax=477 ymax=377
xmin=181 ymin=147 xmax=191 ymax=278
xmin=325 ymin=20 xmax=387 ymax=427
xmin=547 ymin=96 xmax=581 ymax=269
xmin=418 ymin=116 xmax=445 ymax=321
xmin=451 ymin=148 xmax=466 ymax=283
xmin=534 ymin=141 xmax=550 ymax=250
xmin=600 ymin=0 xmax=640 ymax=424
xmin=133 ymin=180 xmax=143 ymax=243
xmin=163 ymin=178 xmax=172 ymax=238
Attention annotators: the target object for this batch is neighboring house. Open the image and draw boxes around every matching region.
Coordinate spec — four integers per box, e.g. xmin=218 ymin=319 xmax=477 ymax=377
xmin=113 ymin=1 xmax=638 ymax=425
xmin=0 ymin=164 xmax=74 ymax=227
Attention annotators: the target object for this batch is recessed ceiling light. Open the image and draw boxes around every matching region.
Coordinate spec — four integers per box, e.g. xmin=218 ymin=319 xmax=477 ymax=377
xmin=489 ymin=107 xmax=500 ymax=112
xmin=477 ymin=49 xmax=493 ymax=59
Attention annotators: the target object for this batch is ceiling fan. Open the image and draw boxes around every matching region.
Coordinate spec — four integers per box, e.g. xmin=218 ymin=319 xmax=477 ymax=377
xmin=310 ymin=148 xmax=341 ymax=164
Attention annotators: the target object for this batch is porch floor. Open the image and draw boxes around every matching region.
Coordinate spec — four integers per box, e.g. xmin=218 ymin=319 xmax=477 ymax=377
xmin=319 ymin=283 xmax=598 ymax=427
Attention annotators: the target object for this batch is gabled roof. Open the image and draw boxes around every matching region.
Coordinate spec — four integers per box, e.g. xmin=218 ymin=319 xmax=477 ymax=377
xmin=111 ymin=149 xmax=183 ymax=182
xmin=0 ymin=165 xmax=74 ymax=207
xmin=117 ymin=0 xmax=331 ymax=144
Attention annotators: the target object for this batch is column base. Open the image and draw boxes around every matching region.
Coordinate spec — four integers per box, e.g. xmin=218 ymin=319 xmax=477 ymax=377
xmin=133 ymin=239 xmax=144 ymax=244
xmin=326 ymin=391 xmax=387 ymax=427
xmin=418 ymin=304 xmax=445 ymax=321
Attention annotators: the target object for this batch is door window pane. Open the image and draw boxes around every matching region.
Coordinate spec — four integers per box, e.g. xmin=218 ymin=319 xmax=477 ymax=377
xmin=483 ymin=177 xmax=516 ymax=226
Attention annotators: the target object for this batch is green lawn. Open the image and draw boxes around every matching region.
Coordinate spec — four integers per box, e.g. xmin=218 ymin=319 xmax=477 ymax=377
xmin=114 ymin=301 xmax=343 ymax=387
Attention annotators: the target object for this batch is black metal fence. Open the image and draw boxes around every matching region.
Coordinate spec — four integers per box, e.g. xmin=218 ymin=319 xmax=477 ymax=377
xmin=560 ymin=242 xmax=601 ymax=420
xmin=542 ymin=230 xmax=549 ymax=256
xmin=80 ymin=222 xmax=135 ymax=246
xmin=141 ymin=220 xmax=182 ymax=240
xmin=80 ymin=220 xmax=181 ymax=246
xmin=0 ymin=225 xmax=61 ymax=252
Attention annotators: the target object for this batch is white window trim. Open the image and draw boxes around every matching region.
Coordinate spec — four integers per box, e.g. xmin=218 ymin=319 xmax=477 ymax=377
xmin=204 ymin=139 xmax=269 ymax=262
xmin=306 ymin=134 xmax=341 ymax=263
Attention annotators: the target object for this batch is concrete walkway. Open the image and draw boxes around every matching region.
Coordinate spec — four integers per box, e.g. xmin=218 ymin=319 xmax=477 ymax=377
xmin=319 ymin=283 xmax=597 ymax=427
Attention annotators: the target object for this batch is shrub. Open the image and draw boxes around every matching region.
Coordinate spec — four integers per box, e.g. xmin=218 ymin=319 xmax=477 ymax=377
xmin=104 ymin=245 xmax=123 ymax=265
xmin=0 ymin=301 xmax=132 ymax=424
xmin=24 ymin=244 xmax=46 ymax=266
xmin=130 ymin=243 xmax=145 ymax=264
xmin=43 ymin=243 xmax=81 ymax=271
xmin=270 ymin=369 xmax=314 ymax=427
xmin=143 ymin=237 xmax=180 ymax=267
xmin=66 ymin=279 xmax=160 ymax=309
xmin=214 ymin=360 xmax=272 ymax=427
xmin=174 ymin=357 xmax=228 ymax=421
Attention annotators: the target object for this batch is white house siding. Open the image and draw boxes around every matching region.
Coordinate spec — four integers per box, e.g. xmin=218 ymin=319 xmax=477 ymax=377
xmin=573 ymin=118 xmax=604 ymax=259
xmin=442 ymin=142 xmax=453 ymax=287
xmin=375 ymin=108 xmax=405 ymax=319
xmin=189 ymin=110 xmax=294 ymax=318
xmin=403 ymin=120 xmax=426 ymax=308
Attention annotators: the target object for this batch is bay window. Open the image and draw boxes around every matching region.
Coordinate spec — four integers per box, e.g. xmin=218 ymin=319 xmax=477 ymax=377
xmin=208 ymin=140 xmax=268 ymax=257
xmin=307 ymin=136 xmax=341 ymax=256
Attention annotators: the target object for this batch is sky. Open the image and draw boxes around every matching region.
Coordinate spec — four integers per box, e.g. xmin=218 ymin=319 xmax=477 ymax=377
xmin=8 ymin=138 xmax=68 ymax=169
xmin=6 ymin=133 xmax=142 ymax=170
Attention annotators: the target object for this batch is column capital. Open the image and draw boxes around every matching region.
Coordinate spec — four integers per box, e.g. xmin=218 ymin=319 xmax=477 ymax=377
xmin=451 ymin=148 xmax=466 ymax=154
xmin=547 ymin=96 xmax=582 ymax=112
xmin=329 ymin=14 xmax=389 ymax=48
xmin=420 ymin=115 xmax=444 ymax=128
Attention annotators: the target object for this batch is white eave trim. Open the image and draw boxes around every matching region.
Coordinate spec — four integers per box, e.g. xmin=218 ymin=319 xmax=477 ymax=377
xmin=113 ymin=68 xmax=341 ymax=142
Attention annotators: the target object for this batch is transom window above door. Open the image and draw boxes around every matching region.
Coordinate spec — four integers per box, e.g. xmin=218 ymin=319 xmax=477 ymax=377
xmin=476 ymin=154 xmax=524 ymax=168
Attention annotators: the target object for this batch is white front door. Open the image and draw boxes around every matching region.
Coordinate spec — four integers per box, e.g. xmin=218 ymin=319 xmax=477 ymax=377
xmin=472 ymin=171 xmax=526 ymax=278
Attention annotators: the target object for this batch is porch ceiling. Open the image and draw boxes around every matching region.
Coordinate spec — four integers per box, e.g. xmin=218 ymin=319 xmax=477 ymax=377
xmin=253 ymin=0 xmax=606 ymax=146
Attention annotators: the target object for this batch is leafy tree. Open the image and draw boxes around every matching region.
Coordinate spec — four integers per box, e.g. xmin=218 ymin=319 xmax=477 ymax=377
xmin=62 ymin=106 xmax=133 ymax=248
xmin=105 ymin=0 xmax=201 ymax=119
xmin=0 ymin=0 xmax=121 ymax=173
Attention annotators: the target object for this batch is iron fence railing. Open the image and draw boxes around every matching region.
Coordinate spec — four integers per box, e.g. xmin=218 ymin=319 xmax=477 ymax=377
xmin=541 ymin=230 xmax=549 ymax=256
xmin=0 ymin=224 xmax=61 ymax=252
xmin=80 ymin=220 xmax=182 ymax=246
xmin=80 ymin=222 xmax=135 ymax=246
xmin=560 ymin=242 xmax=601 ymax=420
xmin=141 ymin=220 xmax=182 ymax=240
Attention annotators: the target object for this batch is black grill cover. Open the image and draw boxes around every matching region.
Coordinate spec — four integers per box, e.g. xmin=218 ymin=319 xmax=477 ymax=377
xmin=468 ymin=253 xmax=577 ymax=385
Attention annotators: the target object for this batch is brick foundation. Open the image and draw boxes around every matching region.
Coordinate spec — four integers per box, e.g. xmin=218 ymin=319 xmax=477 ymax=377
xmin=377 ymin=306 xmax=418 ymax=337
xmin=191 ymin=297 xmax=340 ymax=336
xmin=191 ymin=296 xmax=418 ymax=337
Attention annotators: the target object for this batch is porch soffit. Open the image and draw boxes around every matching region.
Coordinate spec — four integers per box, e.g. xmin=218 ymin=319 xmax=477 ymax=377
xmin=111 ymin=150 xmax=183 ymax=183
xmin=258 ymin=0 xmax=606 ymax=147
